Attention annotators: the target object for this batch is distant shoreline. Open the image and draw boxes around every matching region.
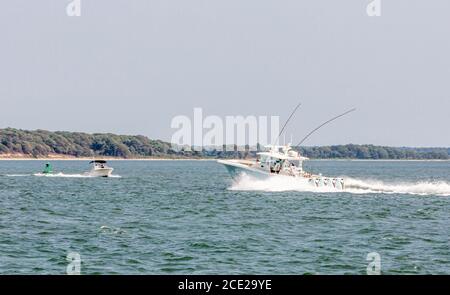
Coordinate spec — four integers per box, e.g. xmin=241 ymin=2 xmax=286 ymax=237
xmin=0 ymin=156 xmax=449 ymax=162
xmin=1 ymin=128 xmax=449 ymax=161
xmin=0 ymin=155 xmax=213 ymax=161
xmin=0 ymin=158 xmax=216 ymax=161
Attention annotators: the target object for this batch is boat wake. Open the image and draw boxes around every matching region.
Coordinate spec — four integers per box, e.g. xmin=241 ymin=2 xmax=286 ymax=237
xmin=229 ymin=174 xmax=341 ymax=193
xmin=4 ymin=174 xmax=30 ymax=177
xmin=33 ymin=173 xmax=121 ymax=178
xmin=344 ymin=178 xmax=450 ymax=196
xmin=229 ymin=174 xmax=450 ymax=196
xmin=33 ymin=172 xmax=91 ymax=178
xmin=4 ymin=173 xmax=121 ymax=178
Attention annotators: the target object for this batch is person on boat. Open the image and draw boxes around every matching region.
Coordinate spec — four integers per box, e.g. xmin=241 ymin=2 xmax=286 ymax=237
xmin=42 ymin=163 xmax=53 ymax=174
xmin=255 ymin=157 xmax=261 ymax=168
xmin=273 ymin=159 xmax=282 ymax=174
xmin=288 ymin=162 xmax=297 ymax=176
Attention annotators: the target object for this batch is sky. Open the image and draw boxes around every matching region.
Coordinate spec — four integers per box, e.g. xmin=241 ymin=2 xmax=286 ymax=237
xmin=0 ymin=1 xmax=449 ymax=147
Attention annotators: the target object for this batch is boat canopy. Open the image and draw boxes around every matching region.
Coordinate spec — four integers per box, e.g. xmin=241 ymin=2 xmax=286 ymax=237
xmin=90 ymin=160 xmax=107 ymax=164
xmin=257 ymin=152 xmax=308 ymax=161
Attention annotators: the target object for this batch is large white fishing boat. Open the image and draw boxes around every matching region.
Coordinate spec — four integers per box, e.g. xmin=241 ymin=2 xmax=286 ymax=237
xmin=218 ymin=144 xmax=345 ymax=189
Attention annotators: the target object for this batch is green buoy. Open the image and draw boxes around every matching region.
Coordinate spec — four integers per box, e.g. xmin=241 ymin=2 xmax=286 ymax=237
xmin=42 ymin=163 xmax=53 ymax=174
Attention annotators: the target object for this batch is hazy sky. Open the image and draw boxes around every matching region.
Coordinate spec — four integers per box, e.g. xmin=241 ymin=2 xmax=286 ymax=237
xmin=1 ymin=1 xmax=449 ymax=147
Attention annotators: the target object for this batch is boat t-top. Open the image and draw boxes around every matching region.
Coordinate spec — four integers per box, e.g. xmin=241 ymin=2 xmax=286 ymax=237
xmin=86 ymin=160 xmax=114 ymax=177
xmin=218 ymin=144 xmax=345 ymax=189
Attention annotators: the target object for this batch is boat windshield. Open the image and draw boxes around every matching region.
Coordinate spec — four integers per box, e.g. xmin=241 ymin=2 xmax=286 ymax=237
xmin=288 ymin=160 xmax=301 ymax=167
xmin=94 ymin=162 xmax=107 ymax=168
xmin=258 ymin=155 xmax=269 ymax=163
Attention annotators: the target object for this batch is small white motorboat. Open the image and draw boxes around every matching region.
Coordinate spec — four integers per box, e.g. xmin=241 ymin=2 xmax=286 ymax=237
xmin=86 ymin=160 xmax=114 ymax=177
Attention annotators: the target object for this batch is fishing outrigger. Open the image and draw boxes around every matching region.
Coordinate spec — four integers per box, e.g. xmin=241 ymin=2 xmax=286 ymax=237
xmin=218 ymin=103 xmax=355 ymax=190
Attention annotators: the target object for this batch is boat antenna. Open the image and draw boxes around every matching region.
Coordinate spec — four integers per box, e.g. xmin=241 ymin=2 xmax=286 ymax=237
xmin=272 ymin=101 xmax=302 ymax=146
xmin=295 ymin=108 xmax=356 ymax=148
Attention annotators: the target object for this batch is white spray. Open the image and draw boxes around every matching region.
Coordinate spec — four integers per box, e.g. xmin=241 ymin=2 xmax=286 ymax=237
xmin=230 ymin=174 xmax=450 ymax=196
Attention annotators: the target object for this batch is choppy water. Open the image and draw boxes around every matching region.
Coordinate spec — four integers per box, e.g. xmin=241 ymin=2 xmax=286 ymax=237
xmin=1 ymin=160 xmax=450 ymax=274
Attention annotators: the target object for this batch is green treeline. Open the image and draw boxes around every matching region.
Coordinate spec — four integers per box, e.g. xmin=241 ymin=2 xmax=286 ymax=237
xmin=0 ymin=128 xmax=448 ymax=159
xmin=0 ymin=128 xmax=173 ymax=158
xmin=297 ymin=145 xmax=449 ymax=160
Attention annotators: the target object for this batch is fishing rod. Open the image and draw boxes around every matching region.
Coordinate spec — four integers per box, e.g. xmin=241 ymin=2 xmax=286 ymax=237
xmin=295 ymin=108 xmax=356 ymax=148
xmin=272 ymin=101 xmax=302 ymax=146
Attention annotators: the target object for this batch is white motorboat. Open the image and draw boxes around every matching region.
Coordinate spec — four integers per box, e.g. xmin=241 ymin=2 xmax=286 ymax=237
xmin=86 ymin=160 xmax=114 ymax=177
xmin=218 ymin=144 xmax=345 ymax=189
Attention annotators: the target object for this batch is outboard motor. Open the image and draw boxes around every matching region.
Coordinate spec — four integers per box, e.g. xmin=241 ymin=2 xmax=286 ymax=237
xmin=340 ymin=178 xmax=345 ymax=190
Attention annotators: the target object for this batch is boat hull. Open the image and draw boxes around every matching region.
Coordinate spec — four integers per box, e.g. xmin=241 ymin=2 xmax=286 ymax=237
xmin=218 ymin=160 xmax=271 ymax=181
xmin=87 ymin=167 xmax=114 ymax=177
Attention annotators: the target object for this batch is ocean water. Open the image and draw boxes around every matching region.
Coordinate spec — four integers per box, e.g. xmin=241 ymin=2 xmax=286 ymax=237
xmin=0 ymin=160 xmax=450 ymax=274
